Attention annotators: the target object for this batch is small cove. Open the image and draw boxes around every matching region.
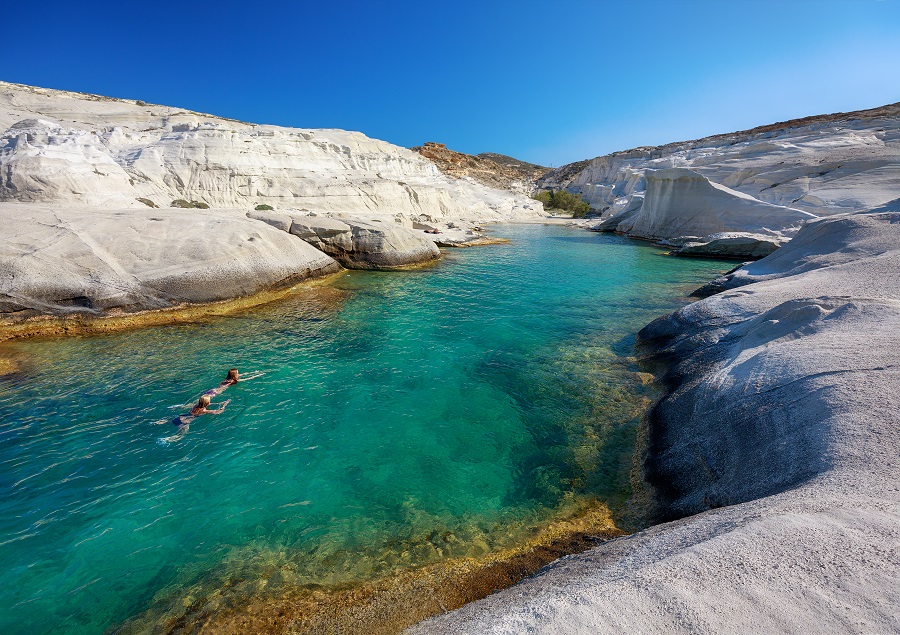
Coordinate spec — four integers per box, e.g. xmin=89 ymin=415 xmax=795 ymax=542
xmin=0 ymin=225 xmax=732 ymax=634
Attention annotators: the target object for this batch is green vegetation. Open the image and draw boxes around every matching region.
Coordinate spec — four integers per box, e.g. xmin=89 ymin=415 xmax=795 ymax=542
xmin=136 ymin=197 xmax=157 ymax=208
xmin=254 ymin=204 xmax=274 ymax=211
xmin=171 ymin=199 xmax=210 ymax=209
xmin=532 ymin=190 xmax=592 ymax=217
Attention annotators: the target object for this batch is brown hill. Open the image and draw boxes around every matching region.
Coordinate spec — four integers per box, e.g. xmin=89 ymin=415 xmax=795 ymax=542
xmin=412 ymin=143 xmax=549 ymax=193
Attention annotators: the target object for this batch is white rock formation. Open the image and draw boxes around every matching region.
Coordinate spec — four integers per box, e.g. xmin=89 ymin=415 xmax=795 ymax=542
xmin=0 ymin=204 xmax=340 ymax=317
xmin=0 ymin=81 xmax=546 ymax=317
xmin=248 ymin=211 xmax=441 ymax=269
xmin=617 ymin=168 xmax=815 ymax=241
xmin=549 ymin=103 xmax=900 ymax=256
xmin=410 ymin=203 xmax=900 ymax=634
xmin=0 ymin=82 xmax=543 ymax=224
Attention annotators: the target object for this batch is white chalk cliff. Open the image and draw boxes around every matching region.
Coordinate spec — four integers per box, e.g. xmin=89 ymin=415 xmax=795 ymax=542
xmin=0 ymin=82 xmax=543 ymax=318
xmin=548 ymin=103 xmax=900 ymax=256
xmin=0 ymin=82 xmax=541 ymax=223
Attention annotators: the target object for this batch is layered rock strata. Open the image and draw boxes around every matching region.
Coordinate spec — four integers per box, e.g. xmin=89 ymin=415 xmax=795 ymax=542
xmin=0 ymin=81 xmax=545 ymax=321
xmin=551 ymin=102 xmax=900 ymax=257
xmin=410 ymin=204 xmax=900 ymax=634
xmin=0 ymin=82 xmax=543 ymax=224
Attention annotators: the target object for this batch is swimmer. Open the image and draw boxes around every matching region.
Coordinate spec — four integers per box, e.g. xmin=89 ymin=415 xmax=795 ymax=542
xmin=171 ymin=368 xmax=265 ymax=408
xmin=160 ymin=395 xmax=230 ymax=444
xmin=203 ymin=368 xmax=240 ymax=397
xmin=203 ymin=368 xmax=266 ymax=397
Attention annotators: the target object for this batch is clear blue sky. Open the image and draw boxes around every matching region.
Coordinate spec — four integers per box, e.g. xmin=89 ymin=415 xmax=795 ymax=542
xmin=6 ymin=0 xmax=900 ymax=166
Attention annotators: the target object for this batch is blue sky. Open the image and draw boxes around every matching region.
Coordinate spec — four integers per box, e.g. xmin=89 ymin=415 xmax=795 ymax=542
xmin=6 ymin=0 xmax=899 ymax=165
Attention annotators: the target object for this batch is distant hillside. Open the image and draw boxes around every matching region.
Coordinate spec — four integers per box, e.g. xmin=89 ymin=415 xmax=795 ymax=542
xmin=412 ymin=142 xmax=549 ymax=193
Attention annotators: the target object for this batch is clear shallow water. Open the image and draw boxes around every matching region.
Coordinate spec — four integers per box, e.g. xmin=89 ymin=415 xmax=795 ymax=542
xmin=0 ymin=225 xmax=731 ymax=633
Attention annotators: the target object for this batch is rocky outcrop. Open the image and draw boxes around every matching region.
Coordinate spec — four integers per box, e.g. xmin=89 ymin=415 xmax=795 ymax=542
xmin=409 ymin=204 xmax=900 ymax=634
xmin=412 ymin=142 xmax=548 ymax=194
xmin=545 ymin=102 xmax=900 ymax=257
xmin=0 ymin=81 xmax=546 ymax=323
xmin=668 ymin=232 xmax=783 ymax=258
xmin=249 ymin=211 xmax=440 ymax=269
xmin=0 ymin=82 xmax=544 ymax=224
xmin=620 ymin=168 xmax=815 ymax=241
xmin=0 ymin=205 xmax=341 ymax=319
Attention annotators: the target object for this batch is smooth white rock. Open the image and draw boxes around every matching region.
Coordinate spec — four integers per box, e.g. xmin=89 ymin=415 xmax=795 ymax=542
xmin=0 ymin=204 xmax=340 ymax=317
xmin=284 ymin=214 xmax=441 ymax=269
xmin=409 ymin=205 xmax=900 ymax=634
xmin=620 ymin=168 xmax=816 ymax=241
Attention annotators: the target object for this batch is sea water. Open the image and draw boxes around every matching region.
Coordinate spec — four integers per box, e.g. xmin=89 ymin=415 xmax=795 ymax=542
xmin=0 ymin=225 xmax=731 ymax=633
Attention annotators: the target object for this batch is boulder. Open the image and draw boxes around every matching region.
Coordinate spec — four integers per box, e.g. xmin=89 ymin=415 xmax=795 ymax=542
xmin=285 ymin=215 xmax=441 ymax=269
xmin=672 ymin=232 xmax=784 ymax=258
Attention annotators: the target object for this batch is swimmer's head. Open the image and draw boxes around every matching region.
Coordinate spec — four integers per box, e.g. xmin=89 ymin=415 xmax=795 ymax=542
xmin=198 ymin=395 xmax=211 ymax=408
xmin=227 ymin=368 xmax=239 ymax=382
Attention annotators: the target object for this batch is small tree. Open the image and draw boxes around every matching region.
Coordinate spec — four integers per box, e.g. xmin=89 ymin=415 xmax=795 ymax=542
xmin=532 ymin=190 xmax=591 ymax=217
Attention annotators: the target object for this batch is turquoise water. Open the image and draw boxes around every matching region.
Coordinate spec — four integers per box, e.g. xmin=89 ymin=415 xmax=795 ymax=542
xmin=0 ymin=225 xmax=730 ymax=633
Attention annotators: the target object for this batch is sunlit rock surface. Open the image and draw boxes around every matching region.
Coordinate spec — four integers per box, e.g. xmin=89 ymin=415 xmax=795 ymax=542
xmin=0 ymin=82 xmax=543 ymax=223
xmin=0 ymin=204 xmax=341 ymax=318
xmin=545 ymin=102 xmax=900 ymax=257
xmin=249 ymin=211 xmax=441 ymax=269
xmin=410 ymin=204 xmax=900 ymax=633
xmin=0 ymin=81 xmax=544 ymax=318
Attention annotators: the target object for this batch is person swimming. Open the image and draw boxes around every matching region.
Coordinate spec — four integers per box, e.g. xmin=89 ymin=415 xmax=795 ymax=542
xmin=203 ymin=368 xmax=240 ymax=397
xmin=161 ymin=395 xmax=230 ymax=444
xmin=202 ymin=368 xmax=265 ymax=397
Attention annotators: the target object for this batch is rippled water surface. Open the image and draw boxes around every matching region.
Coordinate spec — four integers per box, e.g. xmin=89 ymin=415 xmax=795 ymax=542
xmin=0 ymin=225 xmax=731 ymax=633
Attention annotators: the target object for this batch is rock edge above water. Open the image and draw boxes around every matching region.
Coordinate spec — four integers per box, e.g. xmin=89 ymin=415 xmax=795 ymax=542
xmin=408 ymin=202 xmax=900 ymax=634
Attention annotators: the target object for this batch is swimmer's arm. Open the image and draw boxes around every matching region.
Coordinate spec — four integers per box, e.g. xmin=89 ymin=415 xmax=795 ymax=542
xmin=208 ymin=399 xmax=231 ymax=414
xmin=239 ymin=372 xmax=265 ymax=381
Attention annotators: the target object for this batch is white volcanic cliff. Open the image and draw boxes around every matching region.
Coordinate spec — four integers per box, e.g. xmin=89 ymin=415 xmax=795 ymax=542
xmin=0 ymin=82 xmax=543 ymax=319
xmin=0 ymin=82 xmax=542 ymax=223
xmin=547 ymin=103 xmax=900 ymax=256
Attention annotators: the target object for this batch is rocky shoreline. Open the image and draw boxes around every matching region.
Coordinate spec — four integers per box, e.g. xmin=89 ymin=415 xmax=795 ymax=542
xmin=0 ymin=203 xmax=513 ymax=337
xmin=408 ymin=203 xmax=900 ymax=633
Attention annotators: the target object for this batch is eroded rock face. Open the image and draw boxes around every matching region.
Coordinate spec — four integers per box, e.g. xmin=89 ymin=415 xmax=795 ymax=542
xmin=0 ymin=82 xmax=544 ymax=224
xmin=623 ymin=168 xmax=815 ymax=241
xmin=248 ymin=211 xmax=441 ymax=269
xmin=670 ymin=233 xmax=784 ymax=258
xmin=542 ymin=102 xmax=900 ymax=257
xmin=0 ymin=205 xmax=341 ymax=318
xmin=409 ymin=205 xmax=900 ymax=634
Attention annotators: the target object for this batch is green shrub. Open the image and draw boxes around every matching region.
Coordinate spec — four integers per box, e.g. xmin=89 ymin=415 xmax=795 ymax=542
xmin=136 ymin=197 xmax=157 ymax=208
xmin=171 ymin=199 xmax=209 ymax=209
xmin=532 ymin=189 xmax=591 ymax=217
xmin=254 ymin=204 xmax=274 ymax=211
